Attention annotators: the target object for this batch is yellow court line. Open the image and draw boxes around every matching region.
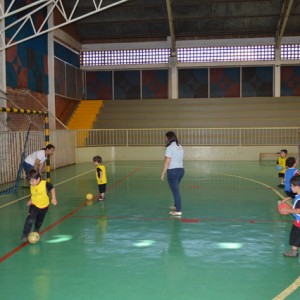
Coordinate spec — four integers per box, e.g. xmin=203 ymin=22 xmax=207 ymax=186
xmin=0 ymin=162 xmax=113 ymax=210
xmin=273 ymin=276 xmax=300 ymax=300
xmin=185 ymin=167 xmax=285 ymax=199
xmin=197 ymin=170 xmax=296 ymax=300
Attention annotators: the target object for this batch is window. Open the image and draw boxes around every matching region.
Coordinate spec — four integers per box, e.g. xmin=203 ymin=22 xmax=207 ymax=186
xmin=81 ymin=49 xmax=170 ymax=66
xmin=81 ymin=44 xmax=300 ymax=66
xmin=281 ymin=44 xmax=300 ymax=60
xmin=177 ymin=45 xmax=274 ymax=63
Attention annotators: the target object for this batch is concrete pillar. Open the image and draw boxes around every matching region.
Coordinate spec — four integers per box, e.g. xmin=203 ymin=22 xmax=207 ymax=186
xmin=0 ymin=0 xmax=6 ymax=106
xmin=168 ymin=55 xmax=178 ymax=99
xmin=47 ymin=10 xmax=56 ymax=129
xmin=274 ymin=48 xmax=281 ymax=98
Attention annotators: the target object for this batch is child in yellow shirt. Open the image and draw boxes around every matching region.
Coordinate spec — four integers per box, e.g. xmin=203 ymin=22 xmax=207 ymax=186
xmin=21 ymin=169 xmax=57 ymax=242
xmin=93 ymin=156 xmax=107 ymax=201
xmin=277 ymin=149 xmax=287 ymax=188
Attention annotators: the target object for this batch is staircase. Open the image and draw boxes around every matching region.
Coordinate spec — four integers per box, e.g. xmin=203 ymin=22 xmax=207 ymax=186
xmin=68 ymin=100 xmax=103 ymax=147
xmin=68 ymin=100 xmax=103 ymax=129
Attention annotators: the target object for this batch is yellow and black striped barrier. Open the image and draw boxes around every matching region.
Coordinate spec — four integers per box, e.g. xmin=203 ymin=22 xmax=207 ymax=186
xmin=0 ymin=107 xmax=46 ymax=115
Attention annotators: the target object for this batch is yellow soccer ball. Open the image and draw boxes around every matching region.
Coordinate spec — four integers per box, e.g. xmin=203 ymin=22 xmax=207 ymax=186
xmin=28 ymin=232 xmax=40 ymax=244
xmin=86 ymin=193 xmax=93 ymax=200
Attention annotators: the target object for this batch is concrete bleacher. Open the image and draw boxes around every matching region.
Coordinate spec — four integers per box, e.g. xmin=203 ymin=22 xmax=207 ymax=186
xmin=92 ymin=97 xmax=300 ymax=129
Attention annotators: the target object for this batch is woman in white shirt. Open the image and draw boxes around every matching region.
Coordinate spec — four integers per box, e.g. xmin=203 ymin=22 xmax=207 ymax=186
xmin=23 ymin=144 xmax=55 ymax=177
xmin=160 ymin=132 xmax=184 ymax=216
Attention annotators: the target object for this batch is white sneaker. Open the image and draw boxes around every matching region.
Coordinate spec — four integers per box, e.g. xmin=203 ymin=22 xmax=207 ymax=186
xmin=169 ymin=211 xmax=182 ymax=216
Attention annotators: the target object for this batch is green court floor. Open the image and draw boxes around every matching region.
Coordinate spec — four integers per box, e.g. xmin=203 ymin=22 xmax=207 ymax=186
xmin=1 ymin=161 xmax=300 ymax=300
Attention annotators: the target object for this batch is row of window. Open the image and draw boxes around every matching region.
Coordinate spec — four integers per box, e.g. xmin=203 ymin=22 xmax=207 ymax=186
xmin=81 ymin=44 xmax=300 ymax=66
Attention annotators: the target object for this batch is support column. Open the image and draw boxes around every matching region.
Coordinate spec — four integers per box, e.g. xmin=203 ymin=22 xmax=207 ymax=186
xmin=47 ymin=10 xmax=56 ymax=129
xmin=168 ymin=55 xmax=178 ymax=99
xmin=0 ymin=0 xmax=6 ymax=107
xmin=274 ymin=48 xmax=281 ymax=98
xmin=0 ymin=0 xmax=7 ymax=131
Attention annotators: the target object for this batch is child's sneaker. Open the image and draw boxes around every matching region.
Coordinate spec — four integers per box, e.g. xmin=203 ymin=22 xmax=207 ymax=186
xmin=169 ymin=211 xmax=182 ymax=216
xmin=283 ymin=250 xmax=298 ymax=257
xmin=98 ymin=196 xmax=105 ymax=201
xmin=21 ymin=235 xmax=28 ymax=242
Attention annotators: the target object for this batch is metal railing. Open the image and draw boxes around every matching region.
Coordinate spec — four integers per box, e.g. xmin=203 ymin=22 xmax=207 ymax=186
xmin=1 ymin=127 xmax=297 ymax=185
xmin=76 ymin=127 xmax=299 ymax=147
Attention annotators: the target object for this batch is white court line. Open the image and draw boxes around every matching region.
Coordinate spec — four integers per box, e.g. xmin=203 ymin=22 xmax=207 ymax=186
xmin=0 ymin=162 xmax=115 ymax=209
xmin=186 ymin=168 xmax=285 ymax=199
xmin=0 ymin=164 xmax=284 ymax=209
xmin=0 ymin=168 xmax=96 ymax=209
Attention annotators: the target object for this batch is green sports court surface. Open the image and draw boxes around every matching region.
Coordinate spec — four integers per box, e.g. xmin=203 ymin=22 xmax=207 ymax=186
xmin=1 ymin=161 xmax=300 ymax=300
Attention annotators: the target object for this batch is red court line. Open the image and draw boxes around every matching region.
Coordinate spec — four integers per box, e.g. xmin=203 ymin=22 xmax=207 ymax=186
xmin=71 ymin=215 xmax=183 ymax=222
xmin=70 ymin=215 xmax=292 ymax=224
xmin=181 ymin=218 xmax=199 ymax=223
xmin=105 ymin=166 xmax=143 ymax=192
xmin=0 ymin=244 xmax=29 ymax=263
xmin=0 ymin=166 xmax=143 ymax=263
xmin=0 ymin=204 xmax=86 ymax=263
xmin=198 ymin=217 xmax=292 ymax=224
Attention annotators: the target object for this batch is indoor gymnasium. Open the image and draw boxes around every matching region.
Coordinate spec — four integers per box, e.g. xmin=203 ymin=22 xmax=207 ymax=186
xmin=1 ymin=1 xmax=300 ymax=299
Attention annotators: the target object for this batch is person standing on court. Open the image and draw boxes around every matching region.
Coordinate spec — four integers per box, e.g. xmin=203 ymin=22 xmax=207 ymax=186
xmin=93 ymin=155 xmax=107 ymax=201
xmin=276 ymin=149 xmax=287 ymax=188
xmin=23 ymin=144 xmax=55 ymax=177
xmin=298 ymin=128 xmax=300 ymax=165
xmin=160 ymin=131 xmax=184 ymax=216
xmin=282 ymin=174 xmax=300 ymax=257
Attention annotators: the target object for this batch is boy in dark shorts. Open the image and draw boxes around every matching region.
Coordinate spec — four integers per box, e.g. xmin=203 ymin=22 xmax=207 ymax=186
xmin=282 ymin=157 xmax=299 ymax=202
xmin=93 ymin=156 xmax=107 ymax=201
xmin=282 ymin=175 xmax=300 ymax=257
xmin=21 ymin=169 xmax=57 ymax=242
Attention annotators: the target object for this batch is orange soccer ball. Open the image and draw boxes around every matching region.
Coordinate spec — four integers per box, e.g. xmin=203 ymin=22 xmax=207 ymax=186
xmin=277 ymin=202 xmax=291 ymax=215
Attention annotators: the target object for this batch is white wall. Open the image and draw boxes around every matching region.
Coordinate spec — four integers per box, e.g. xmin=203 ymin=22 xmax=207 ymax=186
xmin=76 ymin=145 xmax=298 ymax=162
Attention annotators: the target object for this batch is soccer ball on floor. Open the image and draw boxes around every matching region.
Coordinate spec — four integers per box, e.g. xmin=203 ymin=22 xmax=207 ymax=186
xmin=28 ymin=232 xmax=40 ymax=244
xmin=86 ymin=193 xmax=93 ymax=200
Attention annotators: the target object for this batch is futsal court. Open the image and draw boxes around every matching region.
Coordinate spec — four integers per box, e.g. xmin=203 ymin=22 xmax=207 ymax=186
xmin=1 ymin=160 xmax=300 ymax=300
